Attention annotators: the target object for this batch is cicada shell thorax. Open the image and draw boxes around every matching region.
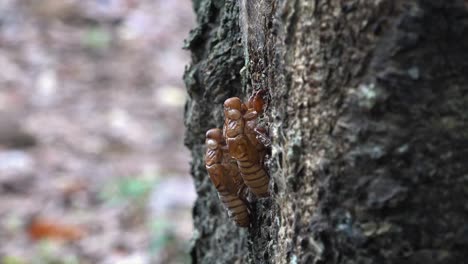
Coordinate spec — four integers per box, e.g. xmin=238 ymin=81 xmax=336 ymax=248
xmin=205 ymin=128 xmax=250 ymax=227
xmin=244 ymin=115 xmax=267 ymax=162
xmin=244 ymin=90 xmax=268 ymax=160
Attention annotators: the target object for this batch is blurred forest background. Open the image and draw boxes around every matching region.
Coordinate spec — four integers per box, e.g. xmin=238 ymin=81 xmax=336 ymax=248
xmin=0 ymin=0 xmax=195 ymax=263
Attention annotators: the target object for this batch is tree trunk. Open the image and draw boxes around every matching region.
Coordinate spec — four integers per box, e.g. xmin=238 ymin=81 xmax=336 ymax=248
xmin=184 ymin=0 xmax=468 ymax=263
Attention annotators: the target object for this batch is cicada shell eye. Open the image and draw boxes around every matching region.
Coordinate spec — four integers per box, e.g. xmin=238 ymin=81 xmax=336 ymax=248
xmin=206 ymin=139 xmax=218 ymax=149
xmin=227 ymin=109 xmax=242 ymax=120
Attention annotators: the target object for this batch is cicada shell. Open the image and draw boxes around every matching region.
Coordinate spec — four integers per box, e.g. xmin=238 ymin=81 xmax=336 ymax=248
xmin=205 ymin=128 xmax=250 ymax=227
xmin=223 ymin=95 xmax=270 ymax=197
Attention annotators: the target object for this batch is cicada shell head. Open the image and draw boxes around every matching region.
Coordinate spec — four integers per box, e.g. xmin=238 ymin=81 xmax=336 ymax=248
xmin=206 ymin=128 xmax=223 ymax=146
xmin=224 ymin=97 xmax=242 ymax=111
xmin=205 ymin=128 xmax=224 ymax=166
xmin=248 ymin=90 xmax=266 ymax=114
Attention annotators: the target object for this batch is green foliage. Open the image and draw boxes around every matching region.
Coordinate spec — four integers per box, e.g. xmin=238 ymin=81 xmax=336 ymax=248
xmin=149 ymin=218 xmax=174 ymax=252
xmin=33 ymin=241 xmax=79 ymax=264
xmin=100 ymin=176 xmax=157 ymax=205
xmin=82 ymin=26 xmax=112 ymax=50
xmin=1 ymin=242 xmax=79 ymax=264
xmin=148 ymin=218 xmax=191 ymax=263
xmin=2 ymin=256 xmax=26 ymax=264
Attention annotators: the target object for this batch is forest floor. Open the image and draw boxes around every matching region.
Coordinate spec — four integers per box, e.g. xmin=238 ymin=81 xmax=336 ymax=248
xmin=0 ymin=0 xmax=195 ymax=263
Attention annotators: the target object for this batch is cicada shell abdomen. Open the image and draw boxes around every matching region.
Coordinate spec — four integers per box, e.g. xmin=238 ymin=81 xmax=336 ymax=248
xmin=226 ymin=134 xmax=269 ymax=197
xmin=213 ymin=173 xmax=250 ymax=227
xmin=224 ymin=98 xmax=270 ymax=197
xmin=205 ymin=128 xmax=250 ymax=227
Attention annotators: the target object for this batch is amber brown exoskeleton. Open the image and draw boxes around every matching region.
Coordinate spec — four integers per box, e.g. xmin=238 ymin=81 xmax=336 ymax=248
xmin=223 ymin=93 xmax=270 ymax=197
xmin=205 ymin=128 xmax=250 ymax=227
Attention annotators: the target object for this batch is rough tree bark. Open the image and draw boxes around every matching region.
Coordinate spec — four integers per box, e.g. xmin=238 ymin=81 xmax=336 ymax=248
xmin=184 ymin=0 xmax=468 ymax=263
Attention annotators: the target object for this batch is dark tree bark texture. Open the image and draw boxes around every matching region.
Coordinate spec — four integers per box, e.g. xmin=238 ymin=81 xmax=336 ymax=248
xmin=184 ymin=0 xmax=468 ymax=263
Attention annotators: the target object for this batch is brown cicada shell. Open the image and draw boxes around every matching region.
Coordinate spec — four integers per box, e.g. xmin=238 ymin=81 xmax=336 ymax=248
xmin=223 ymin=91 xmax=269 ymax=197
xmin=205 ymin=128 xmax=250 ymax=227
